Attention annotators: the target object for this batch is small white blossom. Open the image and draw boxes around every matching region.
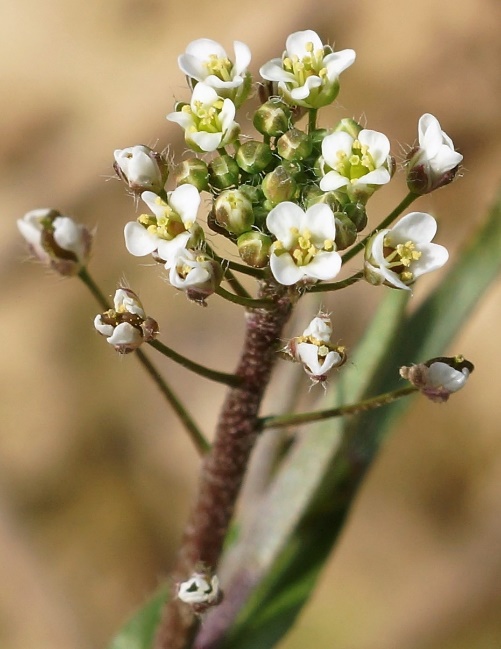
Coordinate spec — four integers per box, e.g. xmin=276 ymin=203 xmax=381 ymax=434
xmin=266 ymin=202 xmax=342 ymax=286
xmin=364 ymin=212 xmax=449 ymax=290
xmin=178 ymin=38 xmax=252 ymax=107
xmin=407 ymin=113 xmax=463 ymax=193
xmin=124 ymin=185 xmax=204 ymax=266
xmin=17 ymin=208 xmax=92 ymax=276
xmin=400 ymin=356 xmax=473 ymax=403
xmin=319 ymin=129 xmax=392 ymax=201
xmin=113 ymin=145 xmax=168 ymax=193
xmin=259 ymin=30 xmax=355 ymax=109
xmin=285 ymin=313 xmax=346 ymax=382
xmin=167 ymin=83 xmax=240 ymax=153
xmin=177 ymin=572 xmax=221 ymax=607
xmin=94 ymin=287 xmax=158 ymax=354
xmin=169 ymin=249 xmax=222 ymax=305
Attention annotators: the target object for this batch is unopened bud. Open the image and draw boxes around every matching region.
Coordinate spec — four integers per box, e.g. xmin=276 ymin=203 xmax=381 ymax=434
xmin=237 ymin=231 xmax=272 ymax=268
xmin=333 ymin=212 xmax=357 ymax=250
xmin=18 ymin=208 xmax=92 ymax=277
xmin=235 ymin=141 xmax=273 ymax=174
xmin=174 ymin=158 xmax=209 ymax=192
xmin=334 ymin=118 xmax=363 ymax=139
xmin=214 ymin=189 xmax=254 ymax=235
xmin=113 ymin=145 xmax=168 ymax=194
xmin=94 ymin=288 xmax=158 ymax=354
xmin=253 ymin=99 xmax=292 ymax=137
xmin=208 ymin=154 xmax=240 ymax=190
xmin=344 ymin=202 xmax=368 ymax=232
xmin=177 ymin=571 xmax=222 ymax=613
xmin=262 ymin=165 xmax=297 ymax=205
xmin=399 ymin=355 xmax=473 ymax=403
xmin=277 ymin=128 xmax=312 ymax=161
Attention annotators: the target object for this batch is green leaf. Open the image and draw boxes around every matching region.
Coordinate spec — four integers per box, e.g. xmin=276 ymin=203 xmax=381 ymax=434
xmin=216 ymin=190 xmax=501 ymax=649
xmin=107 ymin=587 xmax=168 ymax=649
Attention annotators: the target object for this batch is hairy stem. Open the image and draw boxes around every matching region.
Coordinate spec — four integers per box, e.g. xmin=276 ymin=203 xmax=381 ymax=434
xmin=154 ymin=280 xmax=292 ymax=649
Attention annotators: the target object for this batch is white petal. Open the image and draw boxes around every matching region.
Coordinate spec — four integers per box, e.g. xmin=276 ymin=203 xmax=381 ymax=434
xmin=355 ymin=167 xmax=391 ymax=186
xmin=358 ymin=129 xmax=391 ymax=166
xmin=266 ymin=202 xmax=304 ymax=244
xmin=389 ymin=212 xmax=437 ymax=245
xmin=430 ymin=145 xmax=463 ymax=173
xmin=303 ymin=316 xmax=332 ymax=342
xmin=319 ymin=171 xmax=349 ymax=191
xmin=269 ymin=252 xmax=305 ymax=285
xmin=321 ymin=131 xmax=354 ymax=163
xmin=302 ymin=203 xmax=336 ymax=242
xmin=94 ymin=315 xmax=114 ymax=337
xmin=411 ymin=242 xmax=449 ymax=278
xmin=53 ymin=217 xmax=86 ymax=260
xmin=290 ymin=76 xmax=322 ymax=101
xmin=191 ymin=82 xmax=219 ymax=107
xmin=418 ymin=113 xmax=443 ymax=157
xmin=219 ymin=98 xmax=236 ymax=131
xmin=323 ymin=49 xmax=357 ymax=78
xmin=107 ymin=322 xmax=142 ymax=347
xmin=186 ymin=38 xmax=227 ymax=61
xmin=157 ymin=232 xmax=191 ymax=268
xmin=190 ymin=131 xmax=223 ymax=152
xmin=166 ymin=111 xmax=194 ymax=129
xmin=304 ymin=251 xmax=342 ymax=281
xmin=427 ymin=362 xmax=468 ymax=391
xmin=286 ymin=30 xmax=323 ymax=58
xmin=259 ymin=60 xmax=295 ymax=83
xmin=124 ymin=221 xmax=158 ymax=256
xmin=233 ymin=40 xmax=252 ymax=75
xmin=168 ymin=183 xmax=200 ymax=225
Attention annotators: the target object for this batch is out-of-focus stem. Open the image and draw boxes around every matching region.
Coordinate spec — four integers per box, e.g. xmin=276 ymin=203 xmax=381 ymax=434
xmin=216 ymin=286 xmax=275 ymax=309
xmin=307 ymin=271 xmax=363 ymax=293
xmin=154 ymin=280 xmax=292 ymax=649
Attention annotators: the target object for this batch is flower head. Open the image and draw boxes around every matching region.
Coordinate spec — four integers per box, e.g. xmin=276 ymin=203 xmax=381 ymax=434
xmin=318 ymin=129 xmax=392 ymax=202
xmin=113 ymin=145 xmax=169 ymax=194
xmin=178 ymin=38 xmax=252 ymax=107
xmin=94 ymin=288 xmax=158 ymax=354
xmin=259 ymin=30 xmax=355 ymax=109
xmin=169 ymin=249 xmax=222 ymax=306
xmin=266 ymin=202 xmax=342 ymax=286
xmin=167 ymin=83 xmax=240 ymax=153
xmin=407 ymin=113 xmax=463 ymax=194
xmin=285 ymin=313 xmax=346 ymax=383
xmin=364 ymin=212 xmax=449 ymax=290
xmin=400 ymin=355 xmax=473 ymax=403
xmin=17 ymin=208 xmax=92 ymax=276
xmin=124 ymin=185 xmax=204 ymax=266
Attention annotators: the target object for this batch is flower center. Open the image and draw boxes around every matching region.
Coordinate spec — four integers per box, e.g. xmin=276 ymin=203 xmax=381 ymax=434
xmin=283 ymin=41 xmax=327 ymax=86
xmin=383 ymin=239 xmax=422 ymax=283
xmin=333 ymin=139 xmax=376 ymax=183
xmin=138 ymin=202 xmax=188 ymax=241
xmin=273 ymin=226 xmax=334 ymax=267
xmin=205 ymin=54 xmax=233 ymax=82
xmin=182 ymin=98 xmax=225 ymax=134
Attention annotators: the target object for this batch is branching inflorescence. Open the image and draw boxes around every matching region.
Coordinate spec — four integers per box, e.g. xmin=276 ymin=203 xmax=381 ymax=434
xmin=18 ymin=29 xmax=473 ymax=649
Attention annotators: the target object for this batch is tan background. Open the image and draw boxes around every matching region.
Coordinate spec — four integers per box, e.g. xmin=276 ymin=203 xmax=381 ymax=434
xmin=2 ymin=1 xmax=501 ymax=648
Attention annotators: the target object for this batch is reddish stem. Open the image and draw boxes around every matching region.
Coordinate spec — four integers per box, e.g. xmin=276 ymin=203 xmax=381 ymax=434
xmin=154 ymin=280 xmax=292 ymax=649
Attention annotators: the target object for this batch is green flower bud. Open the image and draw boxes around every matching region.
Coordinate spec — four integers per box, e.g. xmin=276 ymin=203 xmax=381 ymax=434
xmin=334 ymin=118 xmax=363 ymax=138
xmin=309 ymin=128 xmax=330 ymax=155
xmin=344 ymin=202 xmax=368 ymax=232
xmin=208 ymin=154 xmax=240 ymax=191
xmin=237 ymin=231 xmax=272 ymax=268
xmin=214 ymin=189 xmax=254 ymax=235
xmin=253 ymin=99 xmax=292 ymax=137
xmin=262 ymin=165 xmax=297 ymax=205
xmin=238 ymin=184 xmax=262 ymax=204
xmin=173 ymin=158 xmax=209 ymax=192
xmin=236 ymin=141 xmax=273 ymax=174
xmin=304 ymin=189 xmax=342 ymax=212
xmin=333 ymin=212 xmax=357 ymax=250
xmin=277 ymin=128 xmax=313 ymax=161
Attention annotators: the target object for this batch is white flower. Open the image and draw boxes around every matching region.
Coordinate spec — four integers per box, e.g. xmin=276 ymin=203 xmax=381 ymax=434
xmin=94 ymin=288 xmax=158 ymax=354
xmin=169 ymin=249 xmax=222 ymax=305
xmin=266 ymin=202 xmax=342 ymax=285
xmin=364 ymin=212 xmax=449 ymax=290
xmin=124 ymin=185 xmax=204 ymax=266
xmin=259 ymin=30 xmax=355 ymax=108
xmin=113 ymin=145 xmax=168 ymax=193
xmin=407 ymin=113 xmax=463 ymax=193
xmin=167 ymin=83 xmax=240 ymax=153
xmin=177 ymin=572 xmax=220 ymax=606
xmin=178 ymin=38 xmax=252 ymax=107
xmin=319 ymin=129 xmax=392 ymax=200
xmin=17 ymin=208 xmax=92 ymax=276
xmin=427 ymin=361 xmax=470 ymax=393
xmin=285 ymin=313 xmax=346 ymax=382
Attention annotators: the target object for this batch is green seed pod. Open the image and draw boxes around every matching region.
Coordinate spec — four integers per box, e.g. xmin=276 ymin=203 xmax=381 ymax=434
xmin=277 ymin=128 xmax=313 ymax=161
xmin=208 ymin=154 xmax=240 ymax=190
xmin=173 ymin=158 xmax=209 ymax=192
xmin=253 ymin=99 xmax=292 ymax=137
xmin=333 ymin=212 xmax=357 ymax=250
xmin=237 ymin=231 xmax=272 ymax=268
xmin=344 ymin=202 xmax=368 ymax=232
xmin=236 ymin=141 xmax=274 ymax=174
xmin=262 ymin=165 xmax=297 ymax=205
xmin=214 ymin=189 xmax=255 ymax=235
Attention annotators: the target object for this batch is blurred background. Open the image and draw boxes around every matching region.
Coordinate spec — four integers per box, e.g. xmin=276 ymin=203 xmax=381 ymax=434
xmin=2 ymin=1 xmax=501 ymax=648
